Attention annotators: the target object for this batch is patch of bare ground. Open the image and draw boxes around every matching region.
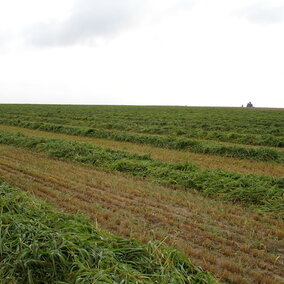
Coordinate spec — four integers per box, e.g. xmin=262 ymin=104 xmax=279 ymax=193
xmin=0 ymin=145 xmax=283 ymax=284
xmin=0 ymin=124 xmax=283 ymax=177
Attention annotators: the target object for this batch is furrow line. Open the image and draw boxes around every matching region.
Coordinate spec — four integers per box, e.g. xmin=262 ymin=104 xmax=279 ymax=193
xmin=2 ymin=151 xmax=282 ymax=240
xmin=0 ymin=160 xmax=282 ymax=276
xmin=0 ymin=163 xmax=282 ymax=283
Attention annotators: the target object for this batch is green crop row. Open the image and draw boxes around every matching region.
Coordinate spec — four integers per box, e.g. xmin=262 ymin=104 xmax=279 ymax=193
xmin=1 ymin=112 xmax=283 ymax=147
xmin=1 ymin=104 xmax=283 ymax=136
xmin=1 ymin=119 xmax=283 ymax=163
xmin=0 ymin=182 xmax=218 ymax=283
xmin=0 ymin=130 xmax=283 ymax=214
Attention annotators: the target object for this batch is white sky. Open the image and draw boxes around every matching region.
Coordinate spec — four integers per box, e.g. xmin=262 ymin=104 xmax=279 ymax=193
xmin=0 ymin=0 xmax=284 ymax=107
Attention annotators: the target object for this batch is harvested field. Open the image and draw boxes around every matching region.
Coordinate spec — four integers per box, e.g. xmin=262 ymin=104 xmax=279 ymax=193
xmin=1 ymin=183 xmax=218 ymax=283
xmin=0 ymin=129 xmax=282 ymax=212
xmin=0 ymin=120 xmax=283 ymax=163
xmin=0 ymin=144 xmax=283 ymax=284
xmin=1 ymin=124 xmax=283 ymax=177
xmin=1 ymin=104 xmax=283 ymax=283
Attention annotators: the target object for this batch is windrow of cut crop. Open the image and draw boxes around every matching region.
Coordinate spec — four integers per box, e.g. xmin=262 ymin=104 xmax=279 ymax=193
xmin=1 ymin=104 xmax=283 ymax=136
xmin=1 ymin=119 xmax=284 ymax=163
xmin=1 ymin=113 xmax=283 ymax=147
xmin=0 ymin=130 xmax=283 ymax=214
xmin=0 ymin=182 xmax=218 ymax=283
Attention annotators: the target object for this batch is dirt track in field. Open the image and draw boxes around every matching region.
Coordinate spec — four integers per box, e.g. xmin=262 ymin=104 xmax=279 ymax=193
xmin=0 ymin=145 xmax=283 ymax=284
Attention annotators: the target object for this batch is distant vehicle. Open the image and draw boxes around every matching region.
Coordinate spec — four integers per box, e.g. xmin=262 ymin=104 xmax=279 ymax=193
xmin=246 ymin=102 xmax=254 ymax=108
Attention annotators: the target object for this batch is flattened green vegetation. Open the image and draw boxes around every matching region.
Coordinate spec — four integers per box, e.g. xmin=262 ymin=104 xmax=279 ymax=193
xmin=1 ymin=120 xmax=283 ymax=163
xmin=2 ymin=113 xmax=283 ymax=148
xmin=0 ymin=182 xmax=218 ymax=283
xmin=1 ymin=124 xmax=283 ymax=178
xmin=0 ymin=104 xmax=283 ymax=146
xmin=0 ymin=104 xmax=283 ymax=135
xmin=0 ymin=130 xmax=283 ymax=214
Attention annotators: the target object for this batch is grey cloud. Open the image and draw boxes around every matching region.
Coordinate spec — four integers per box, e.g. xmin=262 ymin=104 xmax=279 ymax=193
xmin=237 ymin=2 xmax=284 ymax=24
xmin=24 ymin=0 xmax=194 ymax=47
xmin=25 ymin=0 xmax=146 ymax=46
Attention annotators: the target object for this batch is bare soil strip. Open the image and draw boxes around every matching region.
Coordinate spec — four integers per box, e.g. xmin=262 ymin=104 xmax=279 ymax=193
xmin=0 ymin=145 xmax=283 ymax=284
xmin=0 ymin=124 xmax=283 ymax=177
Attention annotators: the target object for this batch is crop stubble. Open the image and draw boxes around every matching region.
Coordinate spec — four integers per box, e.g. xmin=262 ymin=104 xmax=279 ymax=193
xmin=0 ymin=124 xmax=283 ymax=177
xmin=0 ymin=145 xmax=283 ymax=284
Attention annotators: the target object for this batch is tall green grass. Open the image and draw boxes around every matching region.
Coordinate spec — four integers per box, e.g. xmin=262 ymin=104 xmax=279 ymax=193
xmin=0 ymin=130 xmax=283 ymax=214
xmin=1 ymin=120 xmax=283 ymax=163
xmin=0 ymin=182 xmax=218 ymax=283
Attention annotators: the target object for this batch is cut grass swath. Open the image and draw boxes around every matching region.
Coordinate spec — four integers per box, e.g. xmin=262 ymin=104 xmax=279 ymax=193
xmin=0 ymin=119 xmax=283 ymax=163
xmin=0 ymin=130 xmax=283 ymax=214
xmin=0 ymin=182 xmax=218 ymax=283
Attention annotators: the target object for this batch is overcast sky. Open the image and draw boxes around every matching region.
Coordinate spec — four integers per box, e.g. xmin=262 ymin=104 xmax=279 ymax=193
xmin=0 ymin=0 xmax=284 ymax=107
